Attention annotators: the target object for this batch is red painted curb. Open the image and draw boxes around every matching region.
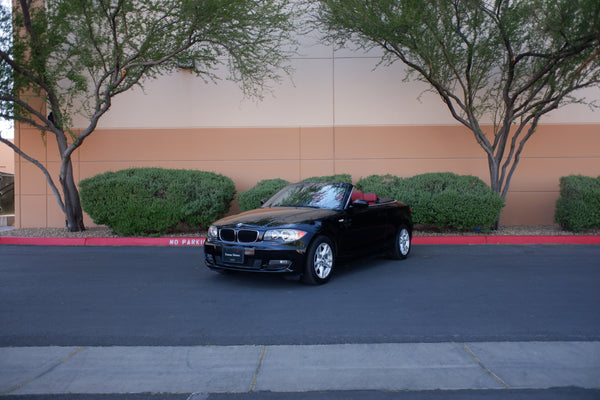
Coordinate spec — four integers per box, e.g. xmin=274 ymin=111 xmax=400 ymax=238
xmin=1 ymin=235 xmax=599 ymax=246
xmin=484 ymin=235 xmax=600 ymax=245
xmin=0 ymin=237 xmax=87 ymax=246
xmin=0 ymin=237 xmax=206 ymax=246
xmin=413 ymin=236 xmax=487 ymax=245
xmin=84 ymin=237 xmax=206 ymax=246
xmin=414 ymin=235 xmax=600 ymax=245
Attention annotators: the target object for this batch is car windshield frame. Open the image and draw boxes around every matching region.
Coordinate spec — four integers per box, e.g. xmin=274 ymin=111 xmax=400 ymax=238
xmin=262 ymin=182 xmax=352 ymax=211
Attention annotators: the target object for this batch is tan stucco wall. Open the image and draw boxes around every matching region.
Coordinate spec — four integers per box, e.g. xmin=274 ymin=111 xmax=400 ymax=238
xmin=12 ymin=123 xmax=600 ymax=228
xmin=0 ymin=140 xmax=14 ymax=175
xmin=10 ymin=29 xmax=600 ymax=229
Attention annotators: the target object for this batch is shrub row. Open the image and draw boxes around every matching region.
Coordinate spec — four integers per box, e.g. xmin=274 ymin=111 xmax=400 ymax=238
xmin=79 ymin=168 xmax=235 ymax=236
xmin=238 ymin=172 xmax=503 ymax=230
xmin=79 ymin=168 xmax=505 ymax=235
xmin=356 ymin=172 xmax=505 ymax=230
xmin=238 ymin=178 xmax=290 ymax=212
xmin=555 ymin=175 xmax=600 ymax=232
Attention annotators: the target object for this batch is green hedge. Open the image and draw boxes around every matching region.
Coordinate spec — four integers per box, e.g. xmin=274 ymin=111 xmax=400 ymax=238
xmin=301 ymin=174 xmax=353 ymax=184
xmin=555 ymin=175 xmax=600 ymax=232
xmin=357 ymin=172 xmax=504 ymax=230
xmin=238 ymin=178 xmax=290 ymax=212
xmin=79 ymin=168 xmax=235 ymax=236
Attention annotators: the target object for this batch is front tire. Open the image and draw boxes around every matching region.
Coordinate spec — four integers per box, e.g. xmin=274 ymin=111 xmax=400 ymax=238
xmin=391 ymin=225 xmax=411 ymax=260
xmin=303 ymin=236 xmax=335 ymax=285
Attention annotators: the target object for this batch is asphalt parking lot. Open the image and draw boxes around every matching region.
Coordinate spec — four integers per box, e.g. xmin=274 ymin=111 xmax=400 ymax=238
xmin=1 ymin=243 xmax=599 ymax=399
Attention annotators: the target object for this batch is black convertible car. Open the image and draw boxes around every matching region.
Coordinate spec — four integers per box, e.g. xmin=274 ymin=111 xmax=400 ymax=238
xmin=204 ymin=181 xmax=412 ymax=284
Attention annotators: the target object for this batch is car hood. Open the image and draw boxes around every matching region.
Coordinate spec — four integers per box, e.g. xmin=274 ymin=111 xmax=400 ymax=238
xmin=214 ymin=207 xmax=338 ymax=229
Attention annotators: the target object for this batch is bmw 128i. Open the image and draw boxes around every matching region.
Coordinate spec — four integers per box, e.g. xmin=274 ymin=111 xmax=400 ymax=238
xmin=204 ymin=181 xmax=412 ymax=284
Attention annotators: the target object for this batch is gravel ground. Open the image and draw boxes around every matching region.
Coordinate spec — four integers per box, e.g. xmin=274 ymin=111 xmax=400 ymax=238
xmin=0 ymin=226 xmax=202 ymax=238
xmin=1 ymin=224 xmax=599 ymax=238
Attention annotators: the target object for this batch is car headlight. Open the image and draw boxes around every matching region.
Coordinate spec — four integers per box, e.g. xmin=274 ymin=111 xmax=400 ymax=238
xmin=208 ymin=225 xmax=219 ymax=239
xmin=264 ymin=229 xmax=307 ymax=242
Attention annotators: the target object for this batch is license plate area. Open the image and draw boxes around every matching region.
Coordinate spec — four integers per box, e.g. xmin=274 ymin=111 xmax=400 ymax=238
xmin=222 ymin=247 xmax=244 ymax=264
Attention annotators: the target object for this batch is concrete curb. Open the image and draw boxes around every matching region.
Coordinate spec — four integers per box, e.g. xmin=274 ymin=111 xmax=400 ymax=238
xmin=1 ymin=235 xmax=600 ymax=246
xmin=0 ymin=236 xmax=206 ymax=246
xmin=414 ymin=235 xmax=600 ymax=245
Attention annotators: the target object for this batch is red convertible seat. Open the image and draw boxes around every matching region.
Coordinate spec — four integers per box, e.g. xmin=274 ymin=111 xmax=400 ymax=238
xmin=364 ymin=193 xmax=378 ymax=204
xmin=351 ymin=190 xmax=364 ymax=202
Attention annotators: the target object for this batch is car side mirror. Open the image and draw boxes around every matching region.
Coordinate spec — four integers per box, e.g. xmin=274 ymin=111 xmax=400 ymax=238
xmin=352 ymin=199 xmax=369 ymax=208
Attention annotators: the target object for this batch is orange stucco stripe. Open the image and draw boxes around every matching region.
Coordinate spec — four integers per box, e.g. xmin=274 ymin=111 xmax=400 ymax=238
xmin=11 ymin=124 xmax=600 ymax=228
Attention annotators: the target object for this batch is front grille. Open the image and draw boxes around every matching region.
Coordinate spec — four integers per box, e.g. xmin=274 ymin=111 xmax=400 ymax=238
xmin=238 ymin=230 xmax=258 ymax=243
xmin=220 ymin=228 xmax=236 ymax=242
xmin=219 ymin=228 xmax=259 ymax=243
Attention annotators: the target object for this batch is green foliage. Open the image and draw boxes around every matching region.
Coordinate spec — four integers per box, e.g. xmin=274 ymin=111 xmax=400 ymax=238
xmin=1 ymin=0 xmax=296 ymax=231
xmin=0 ymin=3 xmax=13 ymax=122
xmin=79 ymin=168 xmax=235 ymax=236
xmin=238 ymin=178 xmax=290 ymax=211
xmin=354 ymin=174 xmax=408 ymax=201
xmin=357 ymin=172 xmax=504 ymax=229
xmin=6 ymin=0 xmax=297 ymax=130
xmin=555 ymin=175 xmax=600 ymax=232
xmin=311 ymin=0 xmax=600 ymax=200
xmin=301 ymin=174 xmax=353 ymax=184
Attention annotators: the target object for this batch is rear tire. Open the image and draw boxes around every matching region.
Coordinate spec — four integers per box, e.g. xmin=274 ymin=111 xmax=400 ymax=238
xmin=391 ymin=225 xmax=411 ymax=260
xmin=303 ymin=236 xmax=335 ymax=285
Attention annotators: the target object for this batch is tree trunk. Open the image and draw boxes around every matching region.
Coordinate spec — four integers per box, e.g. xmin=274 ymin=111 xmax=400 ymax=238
xmin=60 ymin=158 xmax=85 ymax=232
xmin=488 ymin=155 xmax=502 ymax=195
xmin=488 ymin=155 xmax=502 ymax=230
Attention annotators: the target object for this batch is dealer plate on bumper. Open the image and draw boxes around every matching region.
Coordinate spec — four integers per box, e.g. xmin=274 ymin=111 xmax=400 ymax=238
xmin=223 ymin=247 xmax=244 ymax=264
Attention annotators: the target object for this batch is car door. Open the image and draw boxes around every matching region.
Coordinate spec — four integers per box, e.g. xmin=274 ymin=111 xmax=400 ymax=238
xmin=337 ymin=202 xmax=382 ymax=256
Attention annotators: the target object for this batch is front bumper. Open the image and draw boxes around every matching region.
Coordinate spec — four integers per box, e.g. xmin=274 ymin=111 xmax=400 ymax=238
xmin=204 ymin=240 xmax=307 ymax=274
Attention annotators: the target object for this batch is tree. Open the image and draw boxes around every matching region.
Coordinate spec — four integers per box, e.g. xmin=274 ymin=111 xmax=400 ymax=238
xmin=310 ymin=0 xmax=600 ymax=205
xmin=0 ymin=0 xmax=296 ymax=231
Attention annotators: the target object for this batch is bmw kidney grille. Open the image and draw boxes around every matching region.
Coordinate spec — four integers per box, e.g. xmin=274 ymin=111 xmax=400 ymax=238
xmin=219 ymin=228 xmax=259 ymax=243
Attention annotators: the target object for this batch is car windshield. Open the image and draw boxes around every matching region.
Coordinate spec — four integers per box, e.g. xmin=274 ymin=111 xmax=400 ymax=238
xmin=263 ymin=182 xmax=350 ymax=210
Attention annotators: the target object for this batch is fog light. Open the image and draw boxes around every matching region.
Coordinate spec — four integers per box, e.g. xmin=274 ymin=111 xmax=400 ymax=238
xmin=268 ymin=260 xmax=292 ymax=267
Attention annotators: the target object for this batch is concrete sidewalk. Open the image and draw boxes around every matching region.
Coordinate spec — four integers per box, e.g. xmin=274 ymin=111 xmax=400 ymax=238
xmin=2 ymin=341 xmax=599 ymax=396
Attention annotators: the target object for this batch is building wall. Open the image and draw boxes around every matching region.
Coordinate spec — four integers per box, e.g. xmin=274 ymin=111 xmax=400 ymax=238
xmin=0 ymin=139 xmax=14 ymax=175
xmin=13 ymin=123 xmax=600 ymax=228
xmin=12 ymin=40 xmax=600 ymax=228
